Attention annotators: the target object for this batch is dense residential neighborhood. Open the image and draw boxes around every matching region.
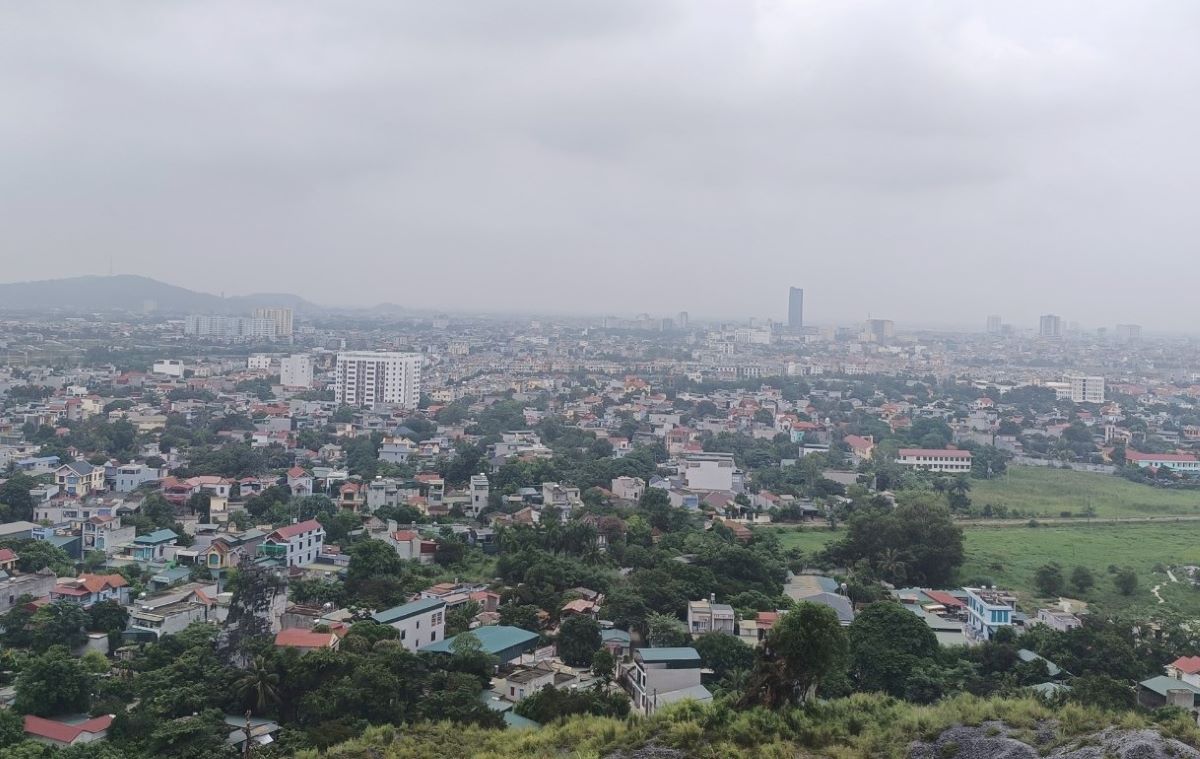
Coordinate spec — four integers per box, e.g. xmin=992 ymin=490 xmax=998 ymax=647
xmin=1 ymin=300 xmax=1200 ymax=757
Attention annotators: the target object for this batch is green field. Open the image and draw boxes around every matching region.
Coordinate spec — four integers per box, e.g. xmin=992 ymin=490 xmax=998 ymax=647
xmin=773 ymin=521 xmax=1200 ymax=617
xmin=971 ymin=465 xmax=1200 ymax=519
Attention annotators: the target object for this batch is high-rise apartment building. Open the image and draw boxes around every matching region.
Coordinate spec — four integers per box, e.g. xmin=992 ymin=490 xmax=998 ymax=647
xmin=334 ymin=351 xmax=421 ymax=408
xmin=986 ymin=315 xmax=1002 ymax=334
xmin=862 ymin=318 xmax=895 ymax=342
xmin=280 ymin=354 xmax=314 ymax=389
xmin=787 ymin=287 xmax=804 ymax=331
xmin=1067 ymin=375 xmax=1105 ymax=404
xmin=1115 ymin=324 xmax=1142 ymax=342
xmin=1038 ymin=314 xmax=1062 ymax=338
xmin=185 ymin=315 xmax=277 ymax=340
xmin=253 ymin=307 xmax=294 ymax=338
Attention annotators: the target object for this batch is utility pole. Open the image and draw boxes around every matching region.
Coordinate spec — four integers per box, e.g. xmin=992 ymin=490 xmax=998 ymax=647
xmin=243 ymin=710 xmax=253 ymax=759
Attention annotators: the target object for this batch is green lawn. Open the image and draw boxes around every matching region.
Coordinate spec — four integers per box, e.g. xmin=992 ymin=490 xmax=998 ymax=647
xmin=771 ymin=521 xmax=1200 ymax=617
xmin=971 ymin=465 xmax=1200 ymax=519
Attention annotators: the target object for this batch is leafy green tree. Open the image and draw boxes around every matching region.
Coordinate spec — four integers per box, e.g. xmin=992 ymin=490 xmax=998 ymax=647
xmin=1070 ymin=565 xmax=1095 ymax=594
xmin=557 ymin=615 xmax=602 ymax=667
xmin=0 ymin=473 xmax=37 ymax=522
xmin=1114 ymin=568 xmax=1138 ymax=596
xmin=513 ymin=685 xmax=629 ymax=723
xmin=1 ymin=539 xmax=73 ymax=574
xmin=0 ymin=708 xmax=24 ymax=749
xmin=740 ymin=602 xmax=848 ymax=708
xmin=646 ymin=612 xmax=688 ymax=647
xmin=848 ymin=602 xmax=938 ymax=697
xmin=88 ymin=600 xmax=130 ymax=635
xmin=15 ymin=646 xmax=93 ymax=716
xmin=591 ymin=648 xmax=616 ymax=684
xmin=29 ymin=601 xmax=89 ymax=652
xmin=1034 ymin=563 xmax=1066 ymax=596
xmin=694 ymin=633 xmax=754 ymax=679
xmin=498 ymin=604 xmax=541 ymax=631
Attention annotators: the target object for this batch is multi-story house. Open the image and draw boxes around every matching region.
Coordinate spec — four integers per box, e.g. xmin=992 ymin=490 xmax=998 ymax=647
xmin=114 ymin=463 xmax=162 ymax=493
xmin=130 ymin=529 xmax=178 ymax=562
xmin=610 ymin=476 xmax=645 ymax=502
xmin=51 ymin=573 xmax=130 ymax=607
xmin=687 ymin=598 xmax=736 ymax=636
xmin=965 ymin=587 xmax=1016 ymax=641
xmin=627 ymin=648 xmax=713 ymax=715
xmin=82 ymin=516 xmax=136 ymax=556
xmin=371 ymin=597 xmax=446 ymax=651
xmin=260 ymin=519 xmax=325 ymax=567
xmin=55 ymin=461 xmax=105 ymax=498
xmin=286 ymin=467 xmax=314 ymax=496
xmin=896 ymin=448 xmax=973 ymax=473
xmin=128 ymin=589 xmax=211 ymax=640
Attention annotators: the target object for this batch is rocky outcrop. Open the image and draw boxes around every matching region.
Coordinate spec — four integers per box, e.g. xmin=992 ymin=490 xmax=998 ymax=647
xmin=910 ymin=721 xmax=1200 ymax=759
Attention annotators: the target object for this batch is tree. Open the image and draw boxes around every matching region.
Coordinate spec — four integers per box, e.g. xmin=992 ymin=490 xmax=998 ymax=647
xmin=1114 ymin=568 xmax=1138 ymax=595
xmin=741 ymin=602 xmax=848 ymax=707
xmin=29 ymin=601 xmax=89 ymax=652
xmin=828 ymin=495 xmax=963 ymax=586
xmin=0 ymin=708 xmax=24 ymax=750
xmin=498 ymin=604 xmax=541 ymax=631
xmin=2 ymin=539 xmax=72 ymax=574
xmin=513 ymin=685 xmax=629 ymax=723
xmin=591 ymin=648 xmax=616 ymax=684
xmin=1034 ymin=563 xmax=1066 ymax=597
xmin=557 ymin=615 xmax=602 ymax=667
xmin=646 ymin=612 xmax=688 ymax=647
xmin=694 ymin=633 xmax=754 ymax=679
xmin=1070 ymin=565 xmax=1095 ymax=594
xmin=446 ymin=601 xmax=481 ymax=637
xmin=15 ymin=647 xmax=93 ymax=716
xmin=847 ymin=602 xmax=938 ymax=697
xmin=88 ymin=600 xmax=130 ymax=635
xmin=0 ymin=473 xmax=36 ymax=522
xmin=234 ymin=655 xmax=280 ymax=714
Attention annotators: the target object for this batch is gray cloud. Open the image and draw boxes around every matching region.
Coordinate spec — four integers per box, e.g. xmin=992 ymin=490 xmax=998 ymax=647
xmin=2 ymin=1 xmax=1199 ymax=329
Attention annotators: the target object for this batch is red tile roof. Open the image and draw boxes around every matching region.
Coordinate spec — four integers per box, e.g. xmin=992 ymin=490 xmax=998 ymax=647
xmin=1172 ymin=656 xmax=1200 ymax=675
xmin=24 ymin=714 xmax=113 ymax=744
xmin=269 ymin=519 xmax=323 ymax=540
xmin=275 ymin=628 xmax=337 ymax=649
xmin=287 ymin=467 xmax=310 ymax=478
xmin=0 ymin=547 xmax=17 ymax=562
xmin=924 ymin=590 xmax=964 ymax=609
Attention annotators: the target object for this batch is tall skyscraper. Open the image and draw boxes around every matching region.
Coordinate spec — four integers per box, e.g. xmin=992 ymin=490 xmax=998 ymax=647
xmin=1039 ymin=314 xmax=1063 ymax=338
xmin=787 ymin=287 xmax=804 ymax=330
xmin=1115 ymin=324 xmax=1142 ymax=342
xmin=253 ymin=307 xmax=294 ymax=337
xmin=334 ymin=351 xmax=422 ymax=408
xmin=986 ymin=315 xmax=1002 ymax=334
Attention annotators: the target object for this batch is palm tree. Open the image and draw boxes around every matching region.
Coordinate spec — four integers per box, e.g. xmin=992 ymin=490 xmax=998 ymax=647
xmin=234 ymin=655 xmax=280 ymax=714
xmin=875 ymin=548 xmax=908 ymax=584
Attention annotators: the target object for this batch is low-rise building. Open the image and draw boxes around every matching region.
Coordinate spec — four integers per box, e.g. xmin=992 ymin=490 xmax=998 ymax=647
xmin=627 ymin=647 xmax=712 ymax=715
xmin=51 ymin=574 xmax=130 ymax=607
xmin=371 ymin=597 xmax=447 ymax=651
xmin=896 ymin=448 xmax=973 ymax=473
xmin=23 ymin=714 xmax=114 ymax=747
xmin=274 ymin=628 xmax=340 ymax=653
xmin=964 ymin=587 xmax=1015 ymax=641
xmin=128 ymin=590 xmax=211 ymax=639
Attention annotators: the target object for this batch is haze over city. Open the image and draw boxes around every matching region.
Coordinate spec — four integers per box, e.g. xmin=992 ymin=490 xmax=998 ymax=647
xmin=3 ymin=2 xmax=1200 ymax=328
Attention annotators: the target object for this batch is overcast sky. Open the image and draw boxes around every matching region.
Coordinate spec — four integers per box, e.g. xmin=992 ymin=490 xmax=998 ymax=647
xmin=3 ymin=1 xmax=1199 ymax=329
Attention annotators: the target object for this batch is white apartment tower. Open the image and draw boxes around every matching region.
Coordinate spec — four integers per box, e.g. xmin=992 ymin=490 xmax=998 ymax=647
xmin=334 ymin=351 xmax=422 ymax=408
xmin=1067 ymin=375 xmax=1105 ymax=404
xmin=253 ymin=307 xmax=294 ymax=337
xmin=280 ymin=354 xmax=314 ymax=389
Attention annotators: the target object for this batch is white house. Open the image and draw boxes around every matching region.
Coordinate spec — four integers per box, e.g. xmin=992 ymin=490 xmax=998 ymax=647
xmin=151 ymin=359 xmax=185 ymax=378
xmin=964 ymin=587 xmax=1015 ymax=641
xmin=611 ymin=476 xmax=645 ymax=502
xmin=260 ymin=519 xmax=325 ymax=566
xmin=371 ymin=597 xmax=446 ymax=651
xmin=469 ymin=474 xmax=490 ymax=517
xmin=682 ymin=452 xmax=737 ymax=491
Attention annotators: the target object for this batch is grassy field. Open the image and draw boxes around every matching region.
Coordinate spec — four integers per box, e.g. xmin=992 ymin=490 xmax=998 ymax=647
xmin=772 ymin=521 xmax=1200 ymax=617
xmin=971 ymin=465 xmax=1200 ymax=519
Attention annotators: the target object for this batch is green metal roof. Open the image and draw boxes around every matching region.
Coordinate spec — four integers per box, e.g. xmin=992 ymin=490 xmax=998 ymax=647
xmin=419 ymin=625 xmax=539 ymax=656
xmin=1139 ymin=675 xmax=1200 ymax=698
xmin=372 ymin=597 xmax=446 ymax=624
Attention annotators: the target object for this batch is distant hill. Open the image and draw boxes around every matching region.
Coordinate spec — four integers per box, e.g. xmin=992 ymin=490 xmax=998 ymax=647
xmin=0 ymin=275 xmax=321 ymax=315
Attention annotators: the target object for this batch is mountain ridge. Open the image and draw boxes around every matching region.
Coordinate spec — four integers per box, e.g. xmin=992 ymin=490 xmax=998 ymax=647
xmin=0 ymin=274 xmax=323 ymax=315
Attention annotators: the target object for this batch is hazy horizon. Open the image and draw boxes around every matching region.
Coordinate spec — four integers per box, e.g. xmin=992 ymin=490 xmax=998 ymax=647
xmin=4 ymin=2 xmax=1199 ymax=329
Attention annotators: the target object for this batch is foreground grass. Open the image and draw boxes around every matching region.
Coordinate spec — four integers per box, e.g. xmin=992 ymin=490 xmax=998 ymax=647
xmin=972 ymin=466 xmax=1200 ymax=519
xmin=774 ymin=521 xmax=1200 ymax=616
xmin=309 ymin=694 xmax=1200 ymax=759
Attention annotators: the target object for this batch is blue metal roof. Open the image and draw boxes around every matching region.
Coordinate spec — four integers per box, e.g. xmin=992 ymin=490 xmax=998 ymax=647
xmin=637 ymin=647 xmax=701 ymax=664
xmin=135 ymin=529 xmax=178 ymax=544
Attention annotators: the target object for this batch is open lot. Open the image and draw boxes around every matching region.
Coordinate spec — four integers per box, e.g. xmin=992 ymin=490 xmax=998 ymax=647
xmin=773 ymin=520 xmax=1200 ymax=617
xmin=970 ymin=465 xmax=1200 ymax=519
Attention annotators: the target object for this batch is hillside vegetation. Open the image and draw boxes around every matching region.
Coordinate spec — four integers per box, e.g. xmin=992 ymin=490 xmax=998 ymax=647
xmin=308 ymin=694 xmax=1200 ymax=759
